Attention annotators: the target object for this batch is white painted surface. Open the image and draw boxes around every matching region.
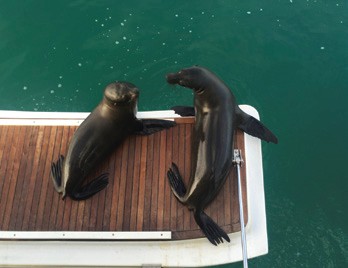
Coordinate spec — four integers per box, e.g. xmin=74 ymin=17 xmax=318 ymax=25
xmin=0 ymin=110 xmax=178 ymax=125
xmin=0 ymin=231 xmax=171 ymax=240
xmin=0 ymin=105 xmax=268 ymax=267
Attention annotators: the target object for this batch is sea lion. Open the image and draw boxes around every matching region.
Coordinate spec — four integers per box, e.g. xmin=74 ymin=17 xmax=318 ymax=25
xmin=51 ymin=81 xmax=175 ymax=200
xmin=166 ymin=66 xmax=277 ymax=245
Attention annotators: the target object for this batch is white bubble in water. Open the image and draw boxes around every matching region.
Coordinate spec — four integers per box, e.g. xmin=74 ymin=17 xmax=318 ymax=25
xmin=23 ymin=86 xmax=27 ymax=90
xmin=101 ymin=24 xmax=104 ymax=27
xmin=78 ymin=63 xmax=82 ymax=67
xmin=162 ymin=42 xmax=166 ymax=46
xmin=175 ymin=14 xmax=178 ymax=17
xmin=50 ymin=90 xmax=55 ymax=94
xmin=95 ymin=19 xmax=98 ymax=22
xmin=121 ymin=22 xmax=124 ymax=26
xmin=260 ymin=8 xmax=263 ymax=11
xmin=247 ymin=11 xmax=251 ymax=14
xmin=59 ymin=76 xmax=63 ymax=79
xmin=320 ymin=46 xmax=325 ymax=50
xmin=123 ymin=36 xmax=127 ymax=40
xmin=58 ymin=84 xmax=62 ymax=88
xmin=115 ymin=41 xmax=120 ymax=44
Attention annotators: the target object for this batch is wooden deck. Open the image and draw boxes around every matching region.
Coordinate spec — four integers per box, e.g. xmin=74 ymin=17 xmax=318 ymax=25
xmin=0 ymin=117 xmax=247 ymax=240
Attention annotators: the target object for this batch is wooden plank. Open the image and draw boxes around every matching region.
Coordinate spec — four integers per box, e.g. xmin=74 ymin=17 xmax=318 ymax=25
xmin=0 ymin=126 xmax=9 ymax=194
xmin=156 ymin=131 xmax=167 ymax=230
xmin=7 ymin=125 xmax=30 ymax=230
xmin=150 ymin=132 xmax=160 ymax=230
xmin=170 ymin=124 xmax=179 ymax=231
xmin=27 ymin=126 xmax=53 ymax=230
xmin=13 ymin=126 xmax=39 ymax=230
xmin=35 ymin=126 xmax=59 ymax=230
xmin=129 ymin=136 xmax=141 ymax=231
xmin=136 ymin=137 xmax=147 ymax=231
xmin=116 ymin=139 xmax=130 ymax=230
xmin=122 ymin=136 xmax=136 ymax=231
xmin=2 ymin=126 xmax=26 ymax=230
xmin=21 ymin=126 xmax=45 ymax=230
xmin=162 ymin=128 xmax=173 ymax=231
xmin=108 ymin=141 xmax=123 ymax=230
xmin=142 ymin=135 xmax=154 ymax=230
xmin=0 ymin=120 xmax=248 ymax=240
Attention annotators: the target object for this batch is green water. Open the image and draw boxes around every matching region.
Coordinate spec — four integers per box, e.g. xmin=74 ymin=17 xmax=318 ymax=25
xmin=1 ymin=1 xmax=347 ymax=267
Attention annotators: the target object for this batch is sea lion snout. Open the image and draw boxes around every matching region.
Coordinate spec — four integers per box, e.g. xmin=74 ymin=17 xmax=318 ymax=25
xmin=166 ymin=72 xmax=181 ymax=85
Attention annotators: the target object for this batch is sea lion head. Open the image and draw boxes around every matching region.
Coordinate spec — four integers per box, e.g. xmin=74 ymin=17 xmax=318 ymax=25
xmin=166 ymin=66 xmax=208 ymax=94
xmin=103 ymin=81 xmax=139 ymax=112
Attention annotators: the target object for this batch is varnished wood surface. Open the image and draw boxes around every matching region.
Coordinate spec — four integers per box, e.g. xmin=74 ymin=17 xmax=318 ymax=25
xmin=0 ymin=118 xmax=247 ymax=240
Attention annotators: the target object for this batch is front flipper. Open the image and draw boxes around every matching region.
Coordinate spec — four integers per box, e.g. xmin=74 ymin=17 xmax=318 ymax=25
xmin=167 ymin=162 xmax=187 ymax=199
xmin=68 ymin=173 xmax=109 ymax=201
xmin=134 ymin=119 xmax=176 ymax=136
xmin=171 ymin=106 xmax=195 ymax=116
xmin=194 ymin=210 xmax=230 ymax=246
xmin=237 ymin=109 xmax=278 ymax=144
xmin=51 ymin=155 xmax=65 ymax=193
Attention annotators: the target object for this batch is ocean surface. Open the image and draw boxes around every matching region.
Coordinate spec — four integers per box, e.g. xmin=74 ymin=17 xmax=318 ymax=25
xmin=0 ymin=1 xmax=347 ymax=267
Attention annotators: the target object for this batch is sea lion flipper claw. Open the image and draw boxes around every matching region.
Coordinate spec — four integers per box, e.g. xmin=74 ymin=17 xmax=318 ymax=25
xmin=51 ymin=155 xmax=65 ymax=193
xmin=194 ymin=210 xmax=230 ymax=246
xmin=70 ymin=173 xmax=109 ymax=201
xmin=167 ymin=163 xmax=186 ymax=198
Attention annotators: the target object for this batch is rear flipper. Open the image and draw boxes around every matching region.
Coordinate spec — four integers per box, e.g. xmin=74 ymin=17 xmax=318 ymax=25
xmin=167 ymin=162 xmax=186 ymax=199
xmin=194 ymin=210 xmax=230 ymax=246
xmin=171 ymin=106 xmax=195 ymax=117
xmin=51 ymin=155 xmax=65 ymax=193
xmin=134 ymin=119 xmax=176 ymax=136
xmin=68 ymin=173 xmax=109 ymax=201
xmin=237 ymin=109 xmax=278 ymax=144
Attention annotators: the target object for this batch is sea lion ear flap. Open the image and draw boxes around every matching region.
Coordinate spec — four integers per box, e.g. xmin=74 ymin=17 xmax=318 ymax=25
xmin=236 ymin=110 xmax=278 ymax=144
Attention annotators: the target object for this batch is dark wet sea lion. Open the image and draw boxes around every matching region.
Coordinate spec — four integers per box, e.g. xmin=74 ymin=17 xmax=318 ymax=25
xmin=51 ymin=81 xmax=175 ymax=200
xmin=166 ymin=66 xmax=277 ymax=245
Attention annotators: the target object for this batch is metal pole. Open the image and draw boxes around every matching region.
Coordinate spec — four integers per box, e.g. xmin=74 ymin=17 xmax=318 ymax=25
xmin=233 ymin=149 xmax=248 ymax=268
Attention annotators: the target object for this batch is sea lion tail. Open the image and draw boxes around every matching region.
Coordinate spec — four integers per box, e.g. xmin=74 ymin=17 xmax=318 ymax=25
xmin=194 ymin=210 xmax=230 ymax=246
xmin=237 ymin=109 xmax=278 ymax=144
